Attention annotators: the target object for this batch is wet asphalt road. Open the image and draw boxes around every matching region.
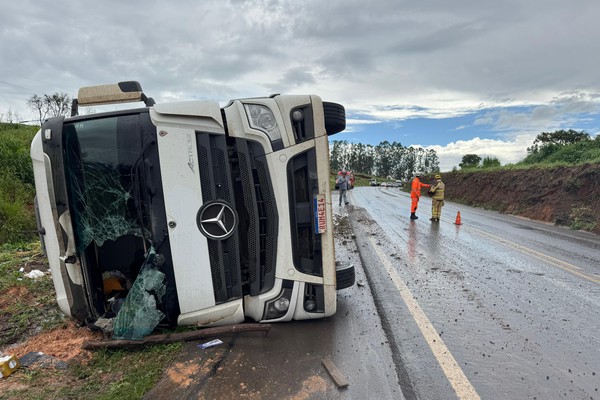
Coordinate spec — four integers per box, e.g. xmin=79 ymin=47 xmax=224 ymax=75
xmin=347 ymin=186 xmax=600 ymax=400
xmin=146 ymin=186 xmax=598 ymax=400
xmin=145 ymin=207 xmax=405 ymax=400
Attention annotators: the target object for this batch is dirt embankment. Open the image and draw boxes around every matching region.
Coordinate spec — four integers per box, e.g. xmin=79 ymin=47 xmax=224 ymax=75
xmin=433 ymin=163 xmax=600 ymax=234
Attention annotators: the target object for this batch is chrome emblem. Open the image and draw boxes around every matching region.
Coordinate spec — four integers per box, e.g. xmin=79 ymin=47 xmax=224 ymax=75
xmin=197 ymin=201 xmax=238 ymax=240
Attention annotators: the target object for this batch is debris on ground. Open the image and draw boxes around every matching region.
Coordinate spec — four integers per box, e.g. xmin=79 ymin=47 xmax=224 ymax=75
xmin=0 ymin=355 xmax=20 ymax=378
xmin=322 ymin=357 xmax=349 ymax=388
xmin=197 ymin=339 xmax=223 ymax=349
xmin=4 ymin=320 xmax=103 ymax=367
xmin=18 ymin=352 xmax=68 ymax=370
xmin=24 ymin=270 xmax=45 ymax=279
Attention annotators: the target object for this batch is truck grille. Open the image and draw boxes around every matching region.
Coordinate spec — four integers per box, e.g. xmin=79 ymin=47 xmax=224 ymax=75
xmin=196 ymin=132 xmax=242 ymax=303
xmin=197 ymin=133 xmax=278 ymax=301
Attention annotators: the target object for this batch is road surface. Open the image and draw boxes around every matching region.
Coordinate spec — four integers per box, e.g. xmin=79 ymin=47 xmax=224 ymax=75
xmin=346 ymin=186 xmax=599 ymax=400
xmin=145 ymin=208 xmax=405 ymax=400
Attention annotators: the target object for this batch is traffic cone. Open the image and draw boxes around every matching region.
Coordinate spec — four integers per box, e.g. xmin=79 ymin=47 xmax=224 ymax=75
xmin=454 ymin=211 xmax=462 ymax=225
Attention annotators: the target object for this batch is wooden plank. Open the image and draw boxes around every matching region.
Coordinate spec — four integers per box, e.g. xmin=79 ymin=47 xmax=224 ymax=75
xmin=82 ymin=323 xmax=270 ymax=350
xmin=322 ymin=357 xmax=349 ymax=388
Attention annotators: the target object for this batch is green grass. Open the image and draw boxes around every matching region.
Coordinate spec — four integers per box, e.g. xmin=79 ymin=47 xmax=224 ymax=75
xmin=0 ymin=242 xmax=65 ymax=346
xmin=0 ymin=123 xmax=39 ymax=245
xmin=10 ymin=343 xmax=183 ymax=400
xmin=569 ymin=206 xmax=598 ymax=231
xmin=447 ymin=160 xmax=599 ymax=174
xmin=0 ymin=240 xmax=186 ymax=400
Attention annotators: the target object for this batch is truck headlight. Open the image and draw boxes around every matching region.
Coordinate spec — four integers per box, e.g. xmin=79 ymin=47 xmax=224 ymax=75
xmin=244 ymin=104 xmax=282 ymax=142
xmin=264 ymin=288 xmax=292 ymax=319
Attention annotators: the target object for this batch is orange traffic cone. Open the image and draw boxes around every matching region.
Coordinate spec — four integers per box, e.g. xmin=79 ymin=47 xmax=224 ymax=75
xmin=454 ymin=211 xmax=462 ymax=225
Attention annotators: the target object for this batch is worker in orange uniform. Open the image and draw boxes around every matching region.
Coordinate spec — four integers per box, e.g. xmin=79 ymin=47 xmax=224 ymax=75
xmin=410 ymin=172 xmax=430 ymax=220
xmin=428 ymin=174 xmax=445 ymax=222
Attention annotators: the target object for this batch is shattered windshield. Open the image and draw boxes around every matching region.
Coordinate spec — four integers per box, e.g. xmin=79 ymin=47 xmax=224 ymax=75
xmin=63 ymin=114 xmax=148 ymax=251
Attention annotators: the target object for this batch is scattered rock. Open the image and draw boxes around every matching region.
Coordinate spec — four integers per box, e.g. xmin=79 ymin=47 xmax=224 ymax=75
xmin=19 ymin=352 xmax=68 ymax=370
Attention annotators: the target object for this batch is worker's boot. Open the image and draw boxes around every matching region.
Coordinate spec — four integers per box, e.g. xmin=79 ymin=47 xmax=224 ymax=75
xmin=410 ymin=213 xmax=418 ymax=220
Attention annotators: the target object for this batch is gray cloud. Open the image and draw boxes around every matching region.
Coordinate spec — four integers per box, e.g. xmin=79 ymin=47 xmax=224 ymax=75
xmin=1 ymin=0 xmax=600 ymax=145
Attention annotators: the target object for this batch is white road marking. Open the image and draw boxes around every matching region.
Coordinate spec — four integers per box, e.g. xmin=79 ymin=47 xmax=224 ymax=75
xmin=369 ymin=236 xmax=481 ymax=400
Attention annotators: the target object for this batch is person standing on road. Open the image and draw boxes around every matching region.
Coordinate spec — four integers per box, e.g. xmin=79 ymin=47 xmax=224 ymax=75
xmin=410 ymin=173 xmax=430 ymax=220
xmin=337 ymin=170 xmax=350 ymax=206
xmin=428 ymin=174 xmax=445 ymax=222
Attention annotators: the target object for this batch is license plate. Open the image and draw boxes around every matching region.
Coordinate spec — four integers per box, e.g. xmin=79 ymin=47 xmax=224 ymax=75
xmin=314 ymin=194 xmax=327 ymax=234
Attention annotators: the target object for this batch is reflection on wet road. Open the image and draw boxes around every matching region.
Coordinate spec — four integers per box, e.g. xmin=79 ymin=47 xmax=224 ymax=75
xmin=347 ymin=187 xmax=600 ymax=400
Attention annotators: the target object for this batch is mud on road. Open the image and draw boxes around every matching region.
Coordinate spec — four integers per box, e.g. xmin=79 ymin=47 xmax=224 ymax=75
xmin=144 ymin=205 xmax=404 ymax=400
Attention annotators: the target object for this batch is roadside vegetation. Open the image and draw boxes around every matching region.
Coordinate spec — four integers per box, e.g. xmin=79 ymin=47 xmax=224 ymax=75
xmin=455 ymin=129 xmax=600 ymax=171
xmin=0 ymin=242 xmax=63 ymax=346
xmin=0 ymin=236 xmax=184 ymax=399
xmin=0 ymin=123 xmax=38 ymax=245
xmin=3 ymin=338 xmax=182 ymax=400
xmin=440 ymin=130 xmax=600 ymax=234
xmin=329 ymin=140 xmax=440 ymax=182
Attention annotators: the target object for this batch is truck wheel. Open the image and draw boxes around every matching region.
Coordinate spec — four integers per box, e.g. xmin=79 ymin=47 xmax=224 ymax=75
xmin=336 ymin=264 xmax=355 ymax=290
xmin=323 ymin=102 xmax=346 ymax=135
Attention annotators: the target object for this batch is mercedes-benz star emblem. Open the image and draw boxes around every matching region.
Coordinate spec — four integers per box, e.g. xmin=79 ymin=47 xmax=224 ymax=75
xmin=196 ymin=201 xmax=238 ymax=240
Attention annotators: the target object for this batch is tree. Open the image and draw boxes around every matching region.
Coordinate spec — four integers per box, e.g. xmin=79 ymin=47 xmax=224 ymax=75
xmin=459 ymin=154 xmax=481 ymax=169
xmin=329 ymin=140 xmax=439 ymax=180
xmin=0 ymin=108 xmax=21 ymax=124
xmin=27 ymin=95 xmax=46 ymax=125
xmin=330 ymin=140 xmax=345 ymax=172
xmin=481 ymin=156 xmax=501 ymax=169
xmin=27 ymin=92 xmax=72 ymax=125
xmin=527 ymin=129 xmax=590 ymax=155
xmin=45 ymin=92 xmax=71 ymax=118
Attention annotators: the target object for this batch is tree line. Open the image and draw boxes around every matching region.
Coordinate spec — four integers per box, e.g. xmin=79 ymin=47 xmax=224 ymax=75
xmin=457 ymin=129 xmax=598 ymax=170
xmin=329 ymin=140 xmax=440 ymax=181
xmin=522 ymin=129 xmax=599 ymax=165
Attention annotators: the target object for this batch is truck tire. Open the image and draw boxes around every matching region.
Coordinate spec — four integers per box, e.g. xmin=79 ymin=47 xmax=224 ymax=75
xmin=323 ymin=102 xmax=346 ymax=135
xmin=336 ymin=264 xmax=355 ymax=290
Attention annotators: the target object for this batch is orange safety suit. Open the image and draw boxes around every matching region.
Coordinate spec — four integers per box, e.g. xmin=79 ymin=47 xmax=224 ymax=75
xmin=410 ymin=177 xmax=431 ymax=213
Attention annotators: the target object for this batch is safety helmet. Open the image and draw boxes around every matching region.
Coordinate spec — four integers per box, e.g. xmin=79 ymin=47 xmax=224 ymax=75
xmin=338 ymin=171 xmax=343 ymax=175
xmin=435 ymin=174 xmax=441 ymax=179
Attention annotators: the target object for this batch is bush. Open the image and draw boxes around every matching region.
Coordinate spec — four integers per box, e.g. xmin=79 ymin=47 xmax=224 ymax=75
xmin=0 ymin=124 xmax=38 ymax=244
xmin=520 ymin=135 xmax=600 ymax=166
xmin=0 ymin=134 xmax=35 ymax=186
xmin=569 ymin=206 xmax=597 ymax=231
xmin=0 ymin=180 xmax=37 ymax=243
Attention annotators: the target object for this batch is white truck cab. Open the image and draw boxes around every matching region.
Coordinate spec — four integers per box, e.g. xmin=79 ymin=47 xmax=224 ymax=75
xmin=31 ymin=82 xmax=353 ymax=334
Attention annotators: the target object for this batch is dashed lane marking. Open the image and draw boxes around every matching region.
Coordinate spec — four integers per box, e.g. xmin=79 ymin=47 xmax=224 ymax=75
xmin=369 ymin=236 xmax=481 ymax=400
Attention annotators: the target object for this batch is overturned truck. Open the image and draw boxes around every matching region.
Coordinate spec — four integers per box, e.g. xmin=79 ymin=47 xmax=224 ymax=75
xmin=31 ymin=82 xmax=354 ymax=334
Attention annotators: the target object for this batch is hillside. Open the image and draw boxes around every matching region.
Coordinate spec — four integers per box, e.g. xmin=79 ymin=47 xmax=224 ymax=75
xmin=433 ymin=163 xmax=600 ymax=235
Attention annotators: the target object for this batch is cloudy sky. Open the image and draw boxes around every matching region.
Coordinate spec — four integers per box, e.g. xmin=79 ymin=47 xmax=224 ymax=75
xmin=2 ymin=0 xmax=599 ymax=170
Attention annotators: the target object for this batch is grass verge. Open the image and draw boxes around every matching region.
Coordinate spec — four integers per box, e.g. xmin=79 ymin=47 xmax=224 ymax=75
xmin=7 ymin=343 xmax=183 ymax=400
xmin=0 ymin=241 xmax=185 ymax=399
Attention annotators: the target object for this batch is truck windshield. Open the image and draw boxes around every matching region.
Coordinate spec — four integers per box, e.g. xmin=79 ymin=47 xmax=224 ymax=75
xmin=63 ymin=114 xmax=148 ymax=252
